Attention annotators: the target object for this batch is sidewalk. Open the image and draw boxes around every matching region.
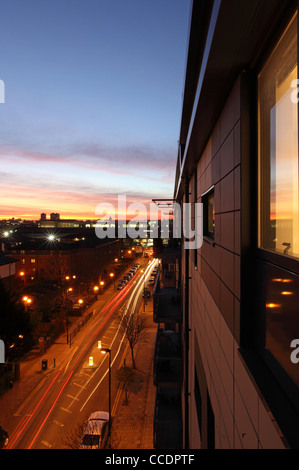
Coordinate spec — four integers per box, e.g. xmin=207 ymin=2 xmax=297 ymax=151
xmin=0 ymin=265 xmax=157 ymax=450
xmin=111 ymin=298 xmax=157 ymax=449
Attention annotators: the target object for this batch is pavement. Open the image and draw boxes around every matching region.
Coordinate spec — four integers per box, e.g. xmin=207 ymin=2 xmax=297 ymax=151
xmin=0 ymin=260 xmax=157 ymax=450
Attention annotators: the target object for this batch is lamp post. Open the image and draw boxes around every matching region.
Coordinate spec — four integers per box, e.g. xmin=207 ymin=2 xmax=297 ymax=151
xmin=66 ymin=287 xmax=73 ymax=344
xmin=101 ymin=347 xmax=111 ymax=442
xmin=22 ymin=296 xmax=32 ymax=313
xmin=110 ymin=272 xmax=115 ymax=289
xmin=19 ymin=271 xmax=26 ymax=286
xmin=94 ymin=285 xmax=99 ymax=300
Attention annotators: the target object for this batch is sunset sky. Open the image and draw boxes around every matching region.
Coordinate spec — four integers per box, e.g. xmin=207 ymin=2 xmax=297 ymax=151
xmin=0 ymin=0 xmax=191 ymax=220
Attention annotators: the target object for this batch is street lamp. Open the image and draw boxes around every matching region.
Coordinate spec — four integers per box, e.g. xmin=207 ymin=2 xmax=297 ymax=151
xmin=22 ymin=296 xmax=32 ymax=312
xmin=19 ymin=271 xmax=26 ymax=286
xmin=101 ymin=347 xmax=112 ymax=441
xmin=65 ymin=288 xmax=73 ymax=345
xmin=94 ymin=285 xmax=99 ymax=300
xmin=110 ymin=272 xmax=115 ymax=289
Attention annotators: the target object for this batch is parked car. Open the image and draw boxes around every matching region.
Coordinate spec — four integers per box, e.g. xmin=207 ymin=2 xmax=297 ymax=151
xmin=0 ymin=426 xmax=8 ymax=449
xmin=148 ymin=278 xmax=155 ymax=286
xmin=80 ymin=411 xmax=109 ymax=449
xmin=117 ymin=282 xmax=124 ymax=290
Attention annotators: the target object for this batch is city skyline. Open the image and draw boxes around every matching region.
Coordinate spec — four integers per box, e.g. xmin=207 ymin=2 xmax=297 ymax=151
xmin=0 ymin=0 xmax=191 ymax=220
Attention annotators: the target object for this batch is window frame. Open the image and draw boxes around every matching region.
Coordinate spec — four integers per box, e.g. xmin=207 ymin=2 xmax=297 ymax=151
xmin=202 ymin=186 xmax=215 ymax=241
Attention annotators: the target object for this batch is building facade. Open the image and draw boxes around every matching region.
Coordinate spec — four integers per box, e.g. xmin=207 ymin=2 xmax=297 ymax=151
xmin=0 ymin=253 xmax=18 ymax=293
xmin=174 ymin=0 xmax=299 ymax=449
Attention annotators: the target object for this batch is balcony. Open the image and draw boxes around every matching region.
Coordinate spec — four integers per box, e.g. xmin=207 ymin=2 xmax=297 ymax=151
xmin=153 ymin=325 xmax=182 ymax=386
xmin=153 ymin=385 xmax=182 ymax=449
xmin=153 ymin=280 xmax=182 ymax=324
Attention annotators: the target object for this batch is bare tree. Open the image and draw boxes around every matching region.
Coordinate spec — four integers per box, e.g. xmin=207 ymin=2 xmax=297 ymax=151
xmin=115 ymin=366 xmax=134 ymax=405
xmin=119 ymin=310 xmax=147 ymax=369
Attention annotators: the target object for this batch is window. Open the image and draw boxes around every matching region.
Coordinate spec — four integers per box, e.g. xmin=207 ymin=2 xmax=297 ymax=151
xmin=202 ymin=187 xmax=215 ymax=238
xmin=257 ymin=10 xmax=299 ymax=395
xmin=258 ymin=12 xmax=298 ymax=259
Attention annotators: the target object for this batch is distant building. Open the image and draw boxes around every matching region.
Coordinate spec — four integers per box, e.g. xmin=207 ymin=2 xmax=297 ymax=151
xmin=40 ymin=213 xmax=47 ymax=221
xmin=5 ymin=230 xmax=121 ymax=285
xmin=0 ymin=252 xmax=19 ymax=292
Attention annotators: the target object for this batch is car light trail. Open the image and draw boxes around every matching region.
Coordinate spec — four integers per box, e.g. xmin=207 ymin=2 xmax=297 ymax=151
xmin=6 ymin=260 xmax=157 ymax=449
xmin=6 ymin=369 xmax=62 ymax=449
xmin=27 ymin=370 xmax=74 ymax=449
xmin=79 ymin=259 xmax=157 ymax=411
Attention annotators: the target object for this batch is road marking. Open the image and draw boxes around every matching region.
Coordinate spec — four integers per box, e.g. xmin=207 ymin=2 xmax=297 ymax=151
xmin=60 ymin=407 xmax=72 ymax=413
xmin=52 ymin=420 xmax=64 ymax=427
xmin=67 ymin=394 xmax=79 ymax=401
xmin=73 ymin=382 xmax=84 ymax=388
xmin=80 ymin=371 xmax=92 ymax=378
xmin=41 ymin=440 xmax=52 ymax=448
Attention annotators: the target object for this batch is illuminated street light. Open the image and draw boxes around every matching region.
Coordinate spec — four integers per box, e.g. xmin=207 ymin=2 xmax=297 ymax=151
xmin=48 ymin=234 xmax=55 ymax=241
xmin=22 ymin=296 xmax=32 ymax=312
xmin=94 ymin=285 xmax=99 ymax=300
xmin=110 ymin=272 xmax=115 ymax=289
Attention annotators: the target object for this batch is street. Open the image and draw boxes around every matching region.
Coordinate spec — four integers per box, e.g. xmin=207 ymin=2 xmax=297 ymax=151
xmin=4 ymin=258 xmax=157 ymax=449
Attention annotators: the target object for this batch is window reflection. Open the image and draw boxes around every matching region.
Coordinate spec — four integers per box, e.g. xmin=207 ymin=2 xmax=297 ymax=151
xmin=266 ymin=271 xmax=299 ymax=389
xmin=258 ymin=13 xmax=299 ymax=259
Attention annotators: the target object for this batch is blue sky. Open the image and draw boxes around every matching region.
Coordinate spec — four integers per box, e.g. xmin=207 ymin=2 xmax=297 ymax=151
xmin=0 ymin=0 xmax=191 ymax=219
